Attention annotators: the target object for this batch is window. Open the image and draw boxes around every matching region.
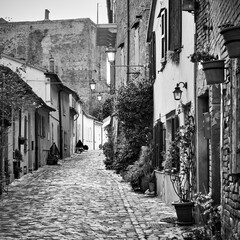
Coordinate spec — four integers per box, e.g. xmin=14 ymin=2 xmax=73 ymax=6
xmin=159 ymin=8 xmax=167 ymax=60
xmin=45 ymin=78 xmax=51 ymax=103
xmin=118 ymin=43 xmax=125 ymax=85
xmin=134 ymin=26 xmax=140 ymax=65
xmin=169 ymin=0 xmax=182 ymax=51
xmin=39 ymin=115 xmax=45 ymax=138
xmin=149 ymin=32 xmax=156 ymax=80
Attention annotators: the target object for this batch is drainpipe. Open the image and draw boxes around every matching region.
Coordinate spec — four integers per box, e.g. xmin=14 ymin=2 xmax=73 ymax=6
xmin=93 ymin=120 xmax=95 ymax=150
xmin=58 ymin=90 xmax=63 ymax=159
xmin=18 ymin=109 xmax=22 ymax=150
xmin=35 ymin=110 xmax=39 ymax=170
xmin=82 ymin=111 xmax=84 ymax=145
xmin=127 ymin=0 xmax=130 ymax=83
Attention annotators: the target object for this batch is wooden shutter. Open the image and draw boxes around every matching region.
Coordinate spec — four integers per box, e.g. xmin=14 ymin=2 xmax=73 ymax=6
xmin=160 ymin=8 xmax=167 ymax=59
xmin=169 ymin=0 xmax=182 ymax=51
xmin=149 ymin=32 xmax=156 ymax=80
xmin=153 ymin=121 xmax=165 ymax=169
xmin=233 ymin=71 xmax=240 ymax=173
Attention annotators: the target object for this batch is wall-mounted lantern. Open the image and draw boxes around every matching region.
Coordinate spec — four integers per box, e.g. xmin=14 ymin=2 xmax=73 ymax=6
xmin=89 ymin=79 xmax=96 ymax=91
xmin=97 ymin=93 xmax=102 ymax=101
xmin=106 ymin=47 xmax=116 ymax=64
xmin=173 ymin=82 xmax=187 ymax=101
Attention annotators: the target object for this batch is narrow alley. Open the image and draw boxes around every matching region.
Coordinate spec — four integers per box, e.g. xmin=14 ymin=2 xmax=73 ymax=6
xmin=0 ymin=151 xmax=190 ymax=240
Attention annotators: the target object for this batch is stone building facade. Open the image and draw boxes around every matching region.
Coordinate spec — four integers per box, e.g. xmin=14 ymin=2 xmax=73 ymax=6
xmin=195 ymin=0 xmax=240 ymax=239
xmin=112 ymin=0 xmax=151 ymax=88
xmin=0 ymin=13 xmax=108 ymax=113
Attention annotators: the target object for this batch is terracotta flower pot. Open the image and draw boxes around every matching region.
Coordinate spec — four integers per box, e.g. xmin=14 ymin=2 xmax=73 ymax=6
xmin=220 ymin=26 xmax=240 ymax=58
xmin=172 ymin=201 xmax=194 ymax=225
xmin=201 ymin=60 xmax=225 ymax=85
xmin=18 ymin=136 xmax=26 ymax=145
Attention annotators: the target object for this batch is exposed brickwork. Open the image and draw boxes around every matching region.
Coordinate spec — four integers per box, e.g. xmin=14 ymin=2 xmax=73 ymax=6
xmin=195 ymin=0 xmax=240 ymax=239
xmin=0 ymin=18 xmax=107 ymax=112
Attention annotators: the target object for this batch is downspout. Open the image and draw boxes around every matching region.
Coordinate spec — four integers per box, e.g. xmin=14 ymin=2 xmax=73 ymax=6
xmin=58 ymin=90 xmax=63 ymax=159
xmin=18 ymin=109 xmax=22 ymax=150
xmin=127 ymin=0 xmax=130 ymax=83
xmin=82 ymin=111 xmax=84 ymax=145
xmin=35 ymin=110 xmax=39 ymax=170
xmin=93 ymin=120 xmax=95 ymax=150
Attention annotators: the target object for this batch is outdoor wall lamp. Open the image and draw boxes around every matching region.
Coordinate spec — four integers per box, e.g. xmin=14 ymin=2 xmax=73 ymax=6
xmin=97 ymin=93 xmax=102 ymax=101
xmin=106 ymin=47 xmax=116 ymax=64
xmin=173 ymin=82 xmax=187 ymax=101
xmin=89 ymin=79 xmax=96 ymax=91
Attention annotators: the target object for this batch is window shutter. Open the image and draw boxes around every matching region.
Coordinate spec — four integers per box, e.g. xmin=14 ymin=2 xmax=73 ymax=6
xmin=169 ymin=0 xmax=182 ymax=51
xmin=153 ymin=121 xmax=165 ymax=169
xmin=159 ymin=8 xmax=167 ymax=60
xmin=233 ymin=72 xmax=240 ymax=173
xmin=149 ymin=32 xmax=156 ymax=80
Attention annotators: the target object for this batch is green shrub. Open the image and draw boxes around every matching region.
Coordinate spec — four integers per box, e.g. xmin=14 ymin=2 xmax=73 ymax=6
xmin=124 ymin=146 xmax=153 ymax=189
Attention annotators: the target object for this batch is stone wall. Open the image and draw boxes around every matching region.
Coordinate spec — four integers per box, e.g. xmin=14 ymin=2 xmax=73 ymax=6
xmin=0 ymin=18 xmax=107 ymax=112
xmin=195 ymin=0 xmax=240 ymax=238
xmin=114 ymin=0 xmax=151 ymax=87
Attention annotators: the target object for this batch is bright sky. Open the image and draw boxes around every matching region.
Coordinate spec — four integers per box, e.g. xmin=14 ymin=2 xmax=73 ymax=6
xmin=0 ymin=0 xmax=108 ymax=24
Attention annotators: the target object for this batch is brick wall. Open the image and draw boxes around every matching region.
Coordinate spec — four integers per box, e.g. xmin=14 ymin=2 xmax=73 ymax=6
xmin=0 ymin=18 xmax=107 ymax=112
xmin=195 ymin=0 xmax=240 ymax=238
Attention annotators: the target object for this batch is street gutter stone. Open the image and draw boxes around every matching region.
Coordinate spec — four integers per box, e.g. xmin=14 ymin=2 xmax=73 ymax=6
xmin=0 ymin=150 xmax=192 ymax=239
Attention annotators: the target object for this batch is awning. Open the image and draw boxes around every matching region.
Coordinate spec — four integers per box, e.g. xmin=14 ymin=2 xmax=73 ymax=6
xmin=96 ymin=23 xmax=117 ymax=47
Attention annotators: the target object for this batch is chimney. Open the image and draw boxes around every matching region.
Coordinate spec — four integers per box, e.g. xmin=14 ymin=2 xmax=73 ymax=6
xmin=45 ymin=9 xmax=50 ymax=20
xmin=49 ymin=56 xmax=54 ymax=72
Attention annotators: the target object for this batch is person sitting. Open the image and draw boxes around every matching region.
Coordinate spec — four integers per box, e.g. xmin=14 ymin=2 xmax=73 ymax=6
xmin=76 ymin=140 xmax=84 ymax=153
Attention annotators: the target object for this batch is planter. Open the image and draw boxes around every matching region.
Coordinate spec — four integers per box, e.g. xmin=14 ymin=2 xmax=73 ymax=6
xmin=18 ymin=136 xmax=26 ymax=145
xmin=172 ymin=201 xmax=194 ymax=225
xmin=47 ymin=156 xmax=58 ymax=165
xmin=220 ymin=26 xmax=240 ymax=58
xmin=201 ymin=60 xmax=225 ymax=85
xmin=140 ymin=175 xmax=150 ymax=193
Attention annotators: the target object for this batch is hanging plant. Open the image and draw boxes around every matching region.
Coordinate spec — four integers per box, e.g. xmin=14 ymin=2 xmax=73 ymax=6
xmin=188 ymin=50 xmax=225 ymax=85
xmin=188 ymin=50 xmax=217 ymax=63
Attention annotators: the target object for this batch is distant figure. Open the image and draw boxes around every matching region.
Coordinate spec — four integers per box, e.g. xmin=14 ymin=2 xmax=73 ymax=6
xmin=76 ymin=140 xmax=84 ymax=153
xmin=47 ymin=142 xmax=60 ymax=165
xmin=83 ymin=145 xmax=89 ymax=151
xmin=50 ymin=142 xmax=60 ymax=158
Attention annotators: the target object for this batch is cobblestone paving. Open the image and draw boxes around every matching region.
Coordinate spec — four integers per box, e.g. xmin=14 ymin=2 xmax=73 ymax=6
xmin=0 ymin=150 xmax=191 ymax=240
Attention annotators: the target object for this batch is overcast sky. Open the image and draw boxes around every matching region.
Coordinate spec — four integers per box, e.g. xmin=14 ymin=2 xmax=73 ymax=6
xmin=0 ymin=0 xmax=108 ymax=24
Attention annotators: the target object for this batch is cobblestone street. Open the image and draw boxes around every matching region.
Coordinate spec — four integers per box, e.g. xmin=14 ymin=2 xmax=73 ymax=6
xmin=0 ymin=150 xmax=190 ymax=240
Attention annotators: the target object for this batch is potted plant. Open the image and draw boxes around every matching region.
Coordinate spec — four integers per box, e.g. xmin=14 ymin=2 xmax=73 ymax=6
xmin=124 ymin=146 xmax=154 ymax=193
xmin=189 ymin=51 xmax=225 ymax=85
xmin=18 ymin=136 xmax=26 ymax=145
xmin=13 ymin=149 xmax=23 ymax=179
xmin=193 ymin=192 xmax=222 ymax=239
xmin=167 ymin=115 xmax=195 ymax=225
xmin=220 ymin=23 xmax=240 ymax=58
